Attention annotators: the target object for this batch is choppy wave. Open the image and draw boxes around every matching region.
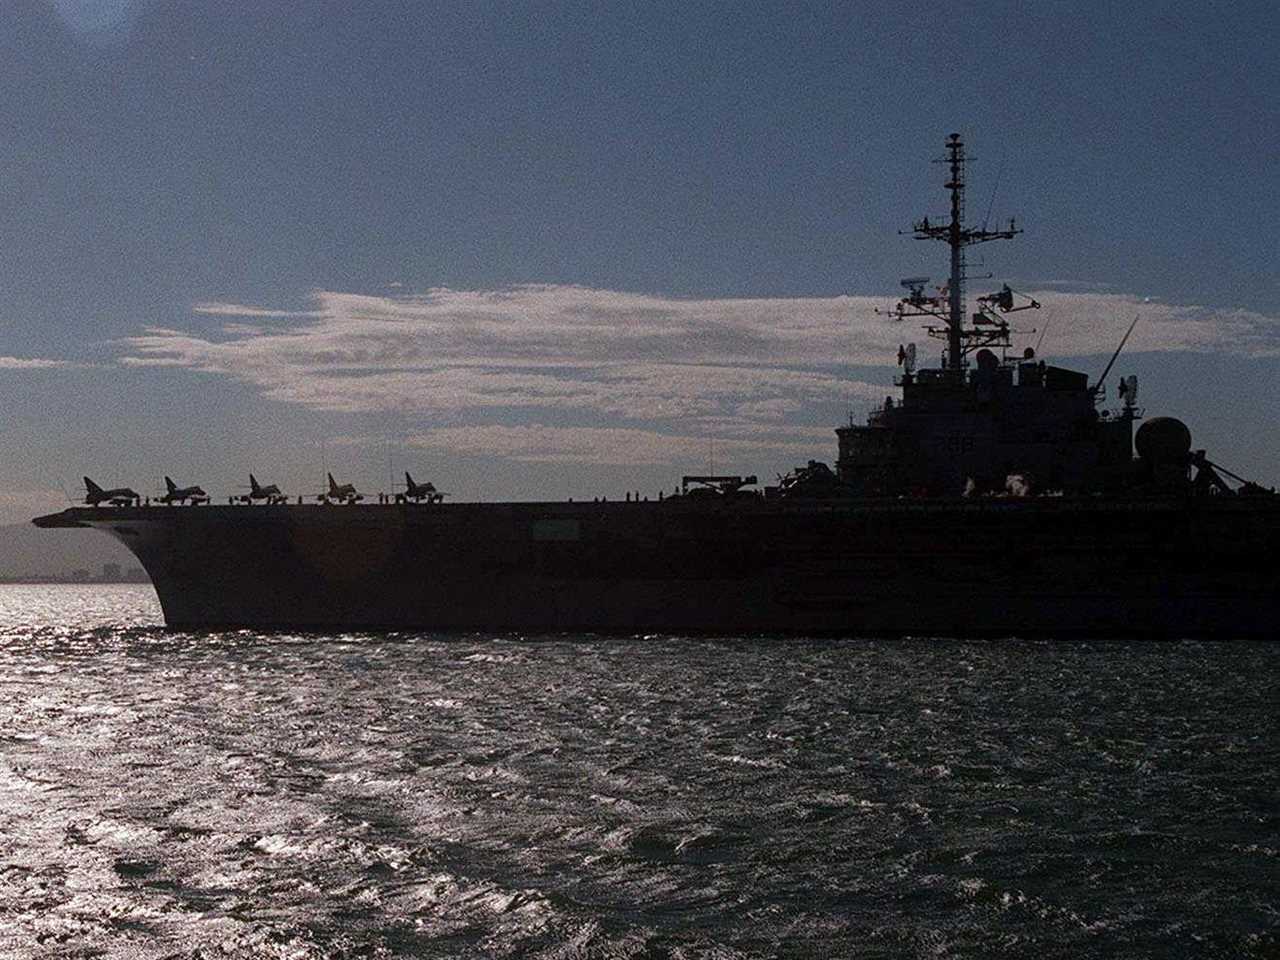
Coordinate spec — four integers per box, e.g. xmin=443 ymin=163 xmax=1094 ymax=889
xmin=0 ymin=584 xmax=1274 ymax=958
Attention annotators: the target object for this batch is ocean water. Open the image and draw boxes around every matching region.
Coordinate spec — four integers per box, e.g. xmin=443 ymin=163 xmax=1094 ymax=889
xmin=0 ymin=585 xmax=1274 ymax=959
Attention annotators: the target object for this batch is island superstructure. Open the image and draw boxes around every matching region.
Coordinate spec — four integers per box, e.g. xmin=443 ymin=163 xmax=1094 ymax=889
xmin=34 ymin=135 xmax=1279 ymax=636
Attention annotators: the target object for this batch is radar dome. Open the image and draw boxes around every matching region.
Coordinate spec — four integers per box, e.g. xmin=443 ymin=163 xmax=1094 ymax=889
xmin=1135 ymin=417 xmax=1192 ymax=462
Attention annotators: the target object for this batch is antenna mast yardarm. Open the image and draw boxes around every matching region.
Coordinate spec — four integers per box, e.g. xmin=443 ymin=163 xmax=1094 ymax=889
xmin=909 ymin=134 xmax=1022 ymax=378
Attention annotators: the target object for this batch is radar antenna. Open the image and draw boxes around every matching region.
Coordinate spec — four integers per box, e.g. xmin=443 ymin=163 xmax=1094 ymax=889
xmin=1121 ymin=374 xmax=1138 ymax=407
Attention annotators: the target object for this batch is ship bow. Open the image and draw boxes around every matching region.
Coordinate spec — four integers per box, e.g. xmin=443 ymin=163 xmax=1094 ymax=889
xmin=32 ymin=510 xmax=90 ymax=529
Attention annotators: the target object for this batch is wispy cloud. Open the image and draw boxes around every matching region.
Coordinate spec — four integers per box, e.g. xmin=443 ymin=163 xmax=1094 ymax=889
xmin=1032 ymin=294 xmax=1280 ymax=357
xmin=192 ymin=302 xmax=321 ymax=319
xmin=123 ymin=287 xmax=893 ymax=431
xmin=117 ymin=285 xmax=1280 ymax=465
xmin=0 ymin=356 xmax=84 ymax=370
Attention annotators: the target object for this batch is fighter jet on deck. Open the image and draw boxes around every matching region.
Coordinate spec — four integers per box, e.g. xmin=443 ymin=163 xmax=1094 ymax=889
xmin=84 ymin=477 xmax=140 ymax=507
xmin=158 ymin=477 xmax=209 ymax=505
xmin=395 ymin=472 xmax=446 ymax=504
xmin=236 ymin=474 xmax=287 ymax=505
xmin=320 ymin=473 xmax=363 ymax=504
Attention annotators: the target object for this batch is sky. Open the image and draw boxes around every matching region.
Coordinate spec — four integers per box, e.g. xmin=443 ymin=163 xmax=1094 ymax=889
xmin=1 ymin=0 xmax=1278 ymax=522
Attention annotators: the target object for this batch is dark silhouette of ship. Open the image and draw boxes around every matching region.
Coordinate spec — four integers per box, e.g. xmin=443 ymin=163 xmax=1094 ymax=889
xmin=34 ymin=135 xmax=1280 ymax=636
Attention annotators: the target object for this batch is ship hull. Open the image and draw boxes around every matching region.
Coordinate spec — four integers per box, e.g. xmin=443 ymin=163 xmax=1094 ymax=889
xmin=32 ymin=498 xmax=1280 ymax=637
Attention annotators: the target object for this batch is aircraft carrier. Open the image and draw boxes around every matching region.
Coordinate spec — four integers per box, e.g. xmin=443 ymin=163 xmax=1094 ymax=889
xmin=34 ymin=135 xmax=1280 ymax=637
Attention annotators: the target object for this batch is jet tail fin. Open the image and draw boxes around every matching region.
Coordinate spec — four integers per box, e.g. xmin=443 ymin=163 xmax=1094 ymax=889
xmin=328 ymin=472 xmax=337 ymax=492
xmin=165 ymin=476 xmax=176 ymax=493
xmin=405 ymin=471 xmax=414 ymax=490
xmin=84 ymin=477 xmax=103 ymax=496
xmin=249 ymin=474 xmax=260 ymax=493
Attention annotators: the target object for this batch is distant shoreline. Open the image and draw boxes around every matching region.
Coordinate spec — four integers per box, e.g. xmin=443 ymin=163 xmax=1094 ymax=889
xmin=0 ymin=578 xmax=152 ymax=585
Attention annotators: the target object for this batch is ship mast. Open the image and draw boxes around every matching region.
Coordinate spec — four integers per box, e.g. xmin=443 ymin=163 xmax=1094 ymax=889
xmin=904 ymin=134 xmax=1024 ymax=378
xmin=945 ymin=135 xmax=966 ymax=374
